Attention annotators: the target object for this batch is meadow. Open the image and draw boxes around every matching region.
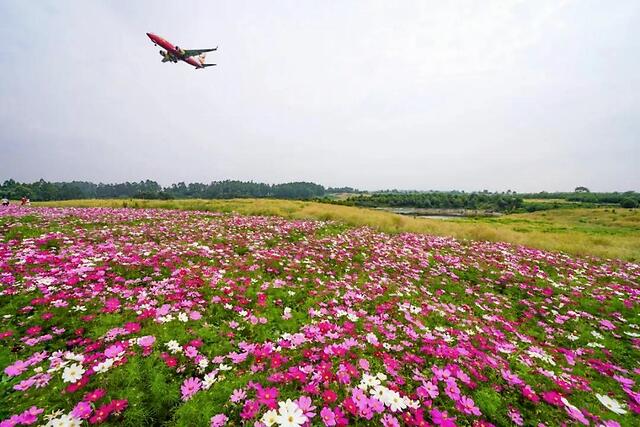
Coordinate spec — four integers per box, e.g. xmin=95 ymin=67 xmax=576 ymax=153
xmin=35 ymin=199 xmax=640 ymax=261
xmin=0 ymin=205 xmax=639 ymax=426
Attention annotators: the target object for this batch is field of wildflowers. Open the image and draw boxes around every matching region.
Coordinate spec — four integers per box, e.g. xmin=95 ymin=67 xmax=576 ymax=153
xmin=1 ymin=206 xmax=639 ymax=426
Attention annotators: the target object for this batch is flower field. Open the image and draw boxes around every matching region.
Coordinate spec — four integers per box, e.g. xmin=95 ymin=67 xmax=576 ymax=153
xmin=1 ymin=207 xmax=639 ymax=427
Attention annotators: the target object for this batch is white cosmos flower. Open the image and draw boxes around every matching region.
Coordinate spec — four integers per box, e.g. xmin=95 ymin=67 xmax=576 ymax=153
xmin=93 ymin=358 xmax=114 ymax=374
xmin=202 ymin=371 xmax=218 ymax=390
xmin=276 ymin=399 xmax=307 ymax=427
xmin=596 ymin=394 xmax=627 ymax=415
xmin=370 ymin=385 xmax=388 ymax=401
xmin=218 ymin=363 xmax=232 ymax=371
xmin=64 ymin=352 xmax=84 ymax=362
xmin=165 ymin=340 xmax=182 ymax=353
xmin=198 ymin=358 xmax=209 ymax=369
xmin=178 ymin=312 xmax=189 ymax=322
xmin=62 ymin=363 xmax=85 ymax=383
xmin=388 ymin=390 xmax=407 ymax=412
xmin=44 ymin=414 xmax=83 ymax=427
xmin=360 ymin=373 xmax=381 ymax=389
xmin=261 ymin=409 xmax=278 ymax=426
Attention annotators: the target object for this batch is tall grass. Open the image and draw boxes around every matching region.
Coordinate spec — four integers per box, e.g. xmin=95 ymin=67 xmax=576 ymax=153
xmin=34 ymin=199 xmax=640 ymax=261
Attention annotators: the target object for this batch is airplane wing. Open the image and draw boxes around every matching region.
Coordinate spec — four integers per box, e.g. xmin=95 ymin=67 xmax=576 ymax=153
xmin=182 ymin=47 xmax=217 ymax=57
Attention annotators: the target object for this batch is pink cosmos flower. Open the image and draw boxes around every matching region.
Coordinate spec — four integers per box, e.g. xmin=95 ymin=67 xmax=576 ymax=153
xmin=104 ymin=344 xmax=124 ymax=358
xmin=432 ymin=366 xmax=452 ymax=382
xmin=320 ymin=407 xmax=336 ymax=426
xmin=137 ymin=335 xmax=155 ymax=347
xmin=444 ymin=378 xmax=461 ymax=400
xmin=381 ymin=414 xmax=400 ymax=427
xmin=565 ymin=405 xmax=588 ymax=425
xmin=296 ymin=395 xmax=317 ymax=419
xmin=4 ymin=360 xmax=27 ymax=377
xmin=457 ymin=395 xmax=481 ymax=416
xmin=17 ymin=406 xmax=43 ymax=425
xmin=71 ymin=401 xmax=93 ymax=419
xmin=181 ymin=377 xmax=202 ymax=401
xmin=418 ymin=381 xmax=439 ymax=399
xmin=230 ymin=388 xmax=247 ymax=403
xmin=1 ymin=415 xmax=22 ymax=427
xmin=184 ymin=346 xmax=199 ymax=359
xmin=507 ymin=408 xmax=524 ymax=426
xmin=600 ymin=319 xmax=616 ymax=330
xmin=13 ymin=378 xmax=35 ymax=391
xmin=210 ymin=414 xmax=228 ymax=427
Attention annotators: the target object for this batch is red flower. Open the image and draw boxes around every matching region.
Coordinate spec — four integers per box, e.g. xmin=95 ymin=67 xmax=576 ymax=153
xmin=111 ymin=399 xmax=128 ymax=413
xmin=89 ymin=403 xmax=113 ymax=424
xmin=84 ymin=388 xmax=106 ymax=402
xmin=323 ymin=389 xmax=338 ymax=404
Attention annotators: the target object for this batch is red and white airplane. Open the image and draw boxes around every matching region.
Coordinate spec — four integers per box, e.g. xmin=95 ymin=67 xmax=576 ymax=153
xmin=146 ymin=32 xmax=217 ymax=69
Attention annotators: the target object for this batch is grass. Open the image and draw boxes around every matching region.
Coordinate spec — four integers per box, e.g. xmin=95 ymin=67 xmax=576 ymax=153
xmin=33 ymin=199 xmax=640 ymax=261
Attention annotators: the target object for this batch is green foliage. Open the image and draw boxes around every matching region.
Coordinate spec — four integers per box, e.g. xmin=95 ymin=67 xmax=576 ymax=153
xmin=0 ymin=179 xmax=327 ymax=201
xmin=339 ymin=192 xmax=525 ymax=213
xmin=621 ymin=198 xmax=638 ymax=208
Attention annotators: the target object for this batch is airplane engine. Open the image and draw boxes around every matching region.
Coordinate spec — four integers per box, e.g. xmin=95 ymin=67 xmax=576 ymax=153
xmin=159 ymin=50 xmax=167 ymax=57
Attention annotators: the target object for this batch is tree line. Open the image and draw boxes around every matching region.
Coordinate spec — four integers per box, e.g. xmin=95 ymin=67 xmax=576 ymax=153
xmin=0 ymin=179 xmax=326 ymax=201
xmin=520 ymin=191 xmax=639 ymax=208
xmin=339 ymin=192 xmax=525 ymax=212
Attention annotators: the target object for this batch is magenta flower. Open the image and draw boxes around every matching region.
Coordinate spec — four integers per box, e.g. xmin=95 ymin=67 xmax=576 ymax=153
xmin=17 ymin=406 xmax=43 ymax=425
xmin=240 ymin=399 xmax=259 ymax=419
xmin=431 ymin=408 xmax=457 ymax=427
xmin=256 ymin=386 xmax=279 ymax=409
xmin=181 ymin=377 xmax=202 ymax=401
xmin=71 ymin=401 xmax=93 ymax=419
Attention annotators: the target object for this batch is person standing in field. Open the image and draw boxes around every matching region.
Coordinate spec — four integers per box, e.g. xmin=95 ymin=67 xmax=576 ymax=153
xmin=1 ymin=197 xmax=8 ymax=206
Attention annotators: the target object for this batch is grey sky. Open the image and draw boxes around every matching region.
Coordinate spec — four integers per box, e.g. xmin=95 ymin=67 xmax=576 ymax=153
xmin=0 ymin=0 xmax=638 ymax=192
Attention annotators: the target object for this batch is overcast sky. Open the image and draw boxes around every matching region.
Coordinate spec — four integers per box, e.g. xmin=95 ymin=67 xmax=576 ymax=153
xmin=0 ymin=0 xmax=638 ymax=192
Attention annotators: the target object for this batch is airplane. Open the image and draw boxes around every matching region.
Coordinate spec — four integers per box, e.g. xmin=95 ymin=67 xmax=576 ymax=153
xmin=146 ymin=32 xmax=217 ymax=69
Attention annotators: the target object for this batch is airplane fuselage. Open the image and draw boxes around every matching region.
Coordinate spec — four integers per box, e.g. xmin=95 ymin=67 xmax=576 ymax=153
xmin=146 ymin=33 xmax=206 ymax=69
